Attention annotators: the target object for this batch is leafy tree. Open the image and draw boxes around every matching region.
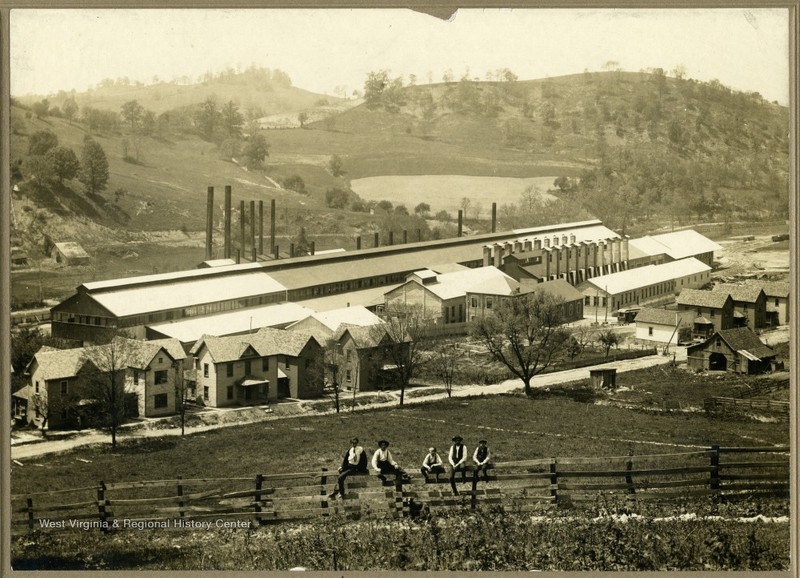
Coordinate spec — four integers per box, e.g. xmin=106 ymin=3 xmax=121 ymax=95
xmin=434 ymin=210 xmax=451 ymax=221
xmin=469 ymin=292 xmax=570 ymax=396
xmin=328 ymin=154 xmax=345 ymax=177
xmin=220 ymin=100 xmax=244 ymax=139
xmin=28 ymin=130 xmax=59 ymax=156
xmin=194 ymin=97 xmax=219 ymax=141
xmin=292 ymin=226 xmax=312 ymax=256
xmin=283 ymin=175 xmax=306 ymax=194
xmin=395 ymin=204 xmax=409 ymax=216
xmin=596 ymin=329 xmax=621 ymax=358
xmin=376 ymin=200 xmax=393 ymax=212
xmin=364 ymin=70 xmax=390 ymax=108
xmin=325 ymin=187 xmax=350 ymax=209
xmin=47 ymin=146 xmax=80 ymax=184
xmin=297 ymin=112 xmax=309 ymax=128
xmin=241 ymin=134 xmax=269 ymax=170
xmin=79 ymin=135 xmax=110 ymax=195
xmin=414 ymin=202 xmax=431 ymax=216
xmin=32 ymin=99 xmax=49 ymax=118
xmin=120 ymin=100 xmax=145 ymax=131
xmin=62 ymin=97 xmax=79 ymax=123
xmin=23 ymin=155 xmax=56 ymax=185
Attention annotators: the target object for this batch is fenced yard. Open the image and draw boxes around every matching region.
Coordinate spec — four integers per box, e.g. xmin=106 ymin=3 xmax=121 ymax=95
xmin=12 ymin=445 xmax=788 ymax=534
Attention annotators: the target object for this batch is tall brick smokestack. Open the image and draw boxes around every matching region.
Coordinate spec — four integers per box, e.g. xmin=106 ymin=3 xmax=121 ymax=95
xmin=205 ymin=186 xmax=214 ymax=260
xmin=249 ymin=201 xmax=256 ymax=262
xmin=270 ymin=199 xmax=276 ymax=256
xmin=457 ymin=210 xmax=463 ymax=237
xmin=491 ymin=202 xmax=497 ymax=233
xmin=258 ymin=200 xmax=264 ymax=256
xmin=239 ymin=200 xmax=246 ymax=261
xmin=374 ymin=232 xmax=379 ymax=247
xmin=224 ymin=185 xmax=232 ymax=259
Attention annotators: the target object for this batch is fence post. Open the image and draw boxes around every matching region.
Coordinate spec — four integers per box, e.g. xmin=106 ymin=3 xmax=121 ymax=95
xmin=254 ymin=474 xmax=264 ymax=524
xmin=625 ymin=450 xmax=635 ymax=496
xmin=394 ymin=472 xmax=405 ymax=519
xmin=710 ymin=446 xmax=721 ymax=493
xmin=470 ymin=472 xmax=478 ymax=510
xmin=549 ymin=459 xmax=559 ymax=505
xmin=320 ymin=468 xmax=329 ymax=516
xmin=26 ymin=497 xmax=34 ymax=531
xmin=176 ymin=476 xmax=184 ymax=519
xmin=97 ymin=481 xmax=109 ymax=533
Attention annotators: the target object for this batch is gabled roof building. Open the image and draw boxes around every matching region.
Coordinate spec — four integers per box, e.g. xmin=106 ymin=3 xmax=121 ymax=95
xmin=687 ymin=327 xmax=776 ymax=374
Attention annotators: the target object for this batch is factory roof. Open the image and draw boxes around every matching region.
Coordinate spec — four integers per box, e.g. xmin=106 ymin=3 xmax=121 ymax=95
xmin=81 ymin=262 xmax=262 ymax=293
xmin=146 ymin=302 xmax=313 ymax=343
xmin=391 ymin=266 xmax=519 ymax=301
xmin=88 ymin=271 xmax=287 ymax=318
xmin=584 ymin=258 xmax=710 ymax=295
xmin=630 ymin=230 xmax=722 ymax=261
xmin=289 ymin=305 xmax=383 ymax=333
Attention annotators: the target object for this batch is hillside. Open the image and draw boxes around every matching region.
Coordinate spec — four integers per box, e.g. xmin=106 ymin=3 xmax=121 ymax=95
xmin=9 ymin=70 xmax=790 ymax=301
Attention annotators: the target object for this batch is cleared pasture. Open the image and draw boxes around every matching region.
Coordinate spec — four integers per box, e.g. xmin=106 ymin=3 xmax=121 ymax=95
xmin=349 ymin=174 xmax=558 ymax=217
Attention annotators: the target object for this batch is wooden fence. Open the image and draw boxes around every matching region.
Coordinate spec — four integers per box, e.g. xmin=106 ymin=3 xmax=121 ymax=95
xmin=704 ymin=397 xmax=790 ymax=420
xmin=11 ymin=446 xmax=789 ymax=533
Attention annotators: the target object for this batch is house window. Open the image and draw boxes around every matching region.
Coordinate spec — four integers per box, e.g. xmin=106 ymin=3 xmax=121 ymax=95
xmin=346 ymin=369 xmax=352 ymax=383
xmin=158 ymin=356 xmax=163 ymax=364
xmin=203 ymin=386 xmax=209 ymax=401
xmin=226 ymin=363 xmax=234 ymax=377
xmin=715 ymin=338 xmax=722 ymax=347
xmin=244 ymin=360 xmax=252 ymax=375
xmin=471 ymin=297 xmax=478 ymax=308
xmin=775 ymin=298 xmax=779 ymax=307
xmin=35 ymin=381 xmax=39 ymax=393
xmin=486 ymin=298 xmax=493 ymax=310
xmin=154 ymin=393 xmax=168 ymax=408
xmin=227 ymin=385 xmax=234 ymax=400
xmin=648 ymin=327 xmax=653 ymax=336
xmin=710 ymin=310 xmax=715 ymax=318
xmin=133 ymin=369 xmax=140 ymax=384
xmin=203 ymin=363 xmax=209 ymax=378
xmin=154 ymin=370 xmax=168 ymax=385
xmin=262 ymin=358 xmax=269 ymax=371
xmin=61 ymin=380 xmax=68 ymax=394
xmin=285 ymin=357 xmax=290 ymax=369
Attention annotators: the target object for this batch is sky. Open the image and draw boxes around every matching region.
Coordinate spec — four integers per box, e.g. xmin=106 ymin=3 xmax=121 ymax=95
xmin=9 ymin=8 xmax=791 ymax=104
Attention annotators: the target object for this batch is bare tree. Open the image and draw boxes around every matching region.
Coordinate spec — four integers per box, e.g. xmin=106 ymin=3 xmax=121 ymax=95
xmin=376 ymin=304 xmax=427 ymax=406
xmin=470 ymin=292 xmax=570 ymax=396
xmin=596 ymin=329 xmax=621 ymax=358
xmin=80 ymin=335 xmax=138 ymax=449
xmin=460 ymin=197 xmax=472 ymax=220
xmin=429 ymin=339 xmax=459 ymax=397
xmin=174 ymin=358 xmax=190 ymax=436
xmin=323 ymin=337 xmax=348 ymax=414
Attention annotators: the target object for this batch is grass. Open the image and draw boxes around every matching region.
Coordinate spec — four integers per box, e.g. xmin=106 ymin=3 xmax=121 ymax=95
xmin=10 ymin=382 xmax=788 ymax=496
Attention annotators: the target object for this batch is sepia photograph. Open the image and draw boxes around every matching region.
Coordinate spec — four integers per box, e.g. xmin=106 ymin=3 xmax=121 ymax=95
xmin=2 ymin=5 xmax=796 ymax=573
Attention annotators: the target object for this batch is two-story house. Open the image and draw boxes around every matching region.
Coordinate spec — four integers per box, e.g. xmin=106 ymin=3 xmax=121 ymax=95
xmin=712 ymin=284 xmax=767 ymax=330
xmin=676 ymin=289 xmax=735 ymax=340
xmin=333 ymin=324 xmax=401 ymax=392
xmin=189 ymin=327 xmax=323 ymax=407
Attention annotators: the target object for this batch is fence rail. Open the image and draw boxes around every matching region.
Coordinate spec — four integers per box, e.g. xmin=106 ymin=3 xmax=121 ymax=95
xmin=704 ymin=397 xmax=790 ymax=419
xmin=11 ymin=446 xmax=789 ymax=532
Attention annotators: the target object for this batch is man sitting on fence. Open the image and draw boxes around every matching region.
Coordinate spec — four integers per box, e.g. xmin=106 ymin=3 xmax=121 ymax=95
xmin=329 ymin=437 xmax=367 ymax=500
xmin=420 ymin=447 xmax=445 ymax=482
xmin=371 ymin=440 xmax=407 ymax=482
xmin=448 ymin=435 xmax=469 ymax=495
xmin=472 ymin=439 xmax=492 ymax=482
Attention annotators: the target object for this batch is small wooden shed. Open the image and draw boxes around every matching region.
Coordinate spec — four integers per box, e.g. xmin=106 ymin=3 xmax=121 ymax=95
xmin=590 ymin=368 xmax=617 ymax=390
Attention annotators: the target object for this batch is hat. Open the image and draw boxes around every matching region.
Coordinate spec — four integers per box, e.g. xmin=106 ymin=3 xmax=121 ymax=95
xmin=378 ymin=439 xmax=390 ymax=446
xmin=350 ymin=437 xmax=359 ymax=444
xmin=478 ymin=439 xmax=487 ymax=444
xmin=452 ymin=436 xmax=463 ymax=442
xmin=428 ymin=447 xmax=436 ymax=453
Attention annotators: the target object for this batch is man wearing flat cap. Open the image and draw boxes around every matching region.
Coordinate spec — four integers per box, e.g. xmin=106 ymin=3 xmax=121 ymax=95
xmin=448 ymin=435 xmax=468 ymax=495
xmin=371 ymin=439 xmax=406 ymax=480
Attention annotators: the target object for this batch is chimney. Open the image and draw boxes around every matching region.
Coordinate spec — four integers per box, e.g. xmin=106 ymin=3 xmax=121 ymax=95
xmin=239 ymin=200 xmax=246 ymax=260
xmin=290 ymin=243 xmax=295 ymax=258
xmin=457 ymin=210 xmax=463 ymax=237
xmin=493 ymin=243 xmax=503 ymax=267
xmin=374 ymin=232 xmax=379 ymax=247
xmin=258 ymin=200 xmax=264 ymax=255
xmin=544 ymin=248 xmax=551 ymax=278
xmin=513 ymin=240 xmax=522 ymax=254
xmin=544 ymin=237 xmax=550 ymax=248
xmin=523 ymin=239 xmax=532 ymax=252
xmin=491 ymin=202 xmax=497 ymax=233
xmin=533 ymin=238 xmax=542 ymax=250
xmin=310 ymin=241 xmax=315 ymax=255
xmin=224 ymin=185 xmax=232 ymax=259
xmin=274 ymin=244 xmax=279 ymax=259
xmin=236 ymin=249 xmax=240 ymax=264
xmin=483 ymin=245 xmax=491 ymax=267
xmin=356 ymin=236 xmax=362 ymax=250
xmin=270 ymin=199 xmax=276 ymax=255
xmin=249 ymin=200 xmax=255 ymax=262
xmin=252 ymin=247 xmax=257 ymax=262
xmin=562 ymin=234 xmax=568 ymax=245
xmin=205 ymin=186 xmax=214 ymax=260
xmin=570 ymin=233 xmax=576 ymax=244
xmin=403 ymin=229 xmax=408 ymax=244
xmin=389 ymin=231 xmax=394 ymax=245
xmin=553 ymin=235 xmax=559 ymax=246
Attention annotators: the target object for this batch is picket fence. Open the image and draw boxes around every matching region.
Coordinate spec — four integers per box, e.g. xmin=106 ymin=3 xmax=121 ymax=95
xmin=11 ymin=445 xmax=789 ymax=533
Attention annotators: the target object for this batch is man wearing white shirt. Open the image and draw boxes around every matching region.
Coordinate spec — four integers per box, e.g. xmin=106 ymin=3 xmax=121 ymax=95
xmin=420 ymin=447 xmax=445 ymax=482
xmin=329 ymin=437 xmax=367 ymax=499
xmin=472 ymin=439 xmax=492 ymax=482
xmin=448 ymin=435 xmax=468 ymax=495
xmin=372 ymin=439 xmax=405 ymax=480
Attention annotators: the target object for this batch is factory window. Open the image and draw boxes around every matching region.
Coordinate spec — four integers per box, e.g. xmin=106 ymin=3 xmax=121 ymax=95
xmin=471 ymin=297 xmax=478 ymax=308
xmin=648 ymin=327 xmax=653 ymax=336
xmin=154 ymin=393 xmax=168 ymax=408
xmin=486 ymin=298 xmax=493 ymax=310
xmin=585 ymin=296 xmax=590 ymax=305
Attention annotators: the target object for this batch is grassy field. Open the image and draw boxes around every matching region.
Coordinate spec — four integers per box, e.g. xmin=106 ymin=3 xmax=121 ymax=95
xmin=349 ymin=174 xmax=558 ymax=216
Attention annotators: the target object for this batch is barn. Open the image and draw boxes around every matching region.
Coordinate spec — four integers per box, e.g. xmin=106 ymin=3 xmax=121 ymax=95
xmin=686 ymin=327 xmax=776 ymax=374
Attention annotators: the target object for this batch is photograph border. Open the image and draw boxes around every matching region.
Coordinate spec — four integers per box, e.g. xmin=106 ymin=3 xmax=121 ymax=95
xmin=1 ymin=2 xmax=798 ymax=577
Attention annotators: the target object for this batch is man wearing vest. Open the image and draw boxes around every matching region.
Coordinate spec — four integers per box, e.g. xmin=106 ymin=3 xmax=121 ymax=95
xmin=473 ymin=439 xmax=492 ymax=482
xmin=329 ymin=437 xmax=367 ymax=500
xmin=448 ymin=435 xmax=468 ymax=495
